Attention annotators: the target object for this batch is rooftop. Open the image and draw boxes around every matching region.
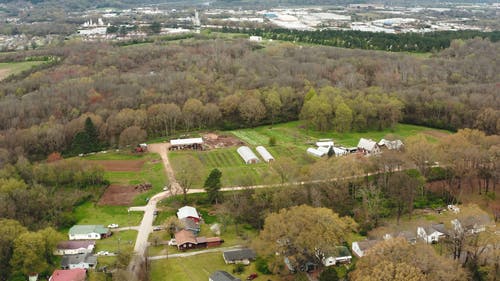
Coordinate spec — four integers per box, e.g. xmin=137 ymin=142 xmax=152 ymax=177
xmin=69 ymin=225 xmax=108 ymax=235
xmin=50 ymin=269 xmax=86 ymax=281
xmin=223 ymin=248 xmax=256 ymax=262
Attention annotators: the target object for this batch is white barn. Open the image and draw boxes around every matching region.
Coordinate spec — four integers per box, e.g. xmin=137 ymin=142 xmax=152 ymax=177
xmin=417 ymin=224 xmax=447 ymax=243
xmin=256 ymin=146 xmax=274 ymax=162
xmin=316 ymin=141 xmax=334 ymax=148
xmin=357 ymin=138 xmax=380 ymax=155
xmin=237 ymin=146 xmax=260 ymax=164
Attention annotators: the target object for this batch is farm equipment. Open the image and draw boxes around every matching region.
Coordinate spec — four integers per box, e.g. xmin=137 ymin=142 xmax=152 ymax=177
xmin=135 ymin=143 xmax=148 ymax=153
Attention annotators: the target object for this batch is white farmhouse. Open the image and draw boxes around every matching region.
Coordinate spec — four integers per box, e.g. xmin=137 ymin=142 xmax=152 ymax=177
xmin=351 ymin=240 xmax=379 ymax=257
xmin=55 ymin=241 xmax=95 ymax=255
xmin=357 ymin=138 xmax=380 ymax=155
xmin=417 ymin=223 xmax=447 ymax=243
xmin=61 ymin=253 xmax=97 ymax=270
xmin=68 ymin=225 xmax=110 ymax=240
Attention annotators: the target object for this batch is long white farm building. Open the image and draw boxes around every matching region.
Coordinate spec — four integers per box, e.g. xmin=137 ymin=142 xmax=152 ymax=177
xmin=237 ymin=146 xmax=260 ymax=164
xmin=256 ymin=146 xmax=274 ymax=162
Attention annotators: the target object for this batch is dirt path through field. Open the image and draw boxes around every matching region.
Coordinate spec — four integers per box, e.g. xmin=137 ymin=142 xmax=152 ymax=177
xmin=147 ymin=143 xmax=182 ymax=194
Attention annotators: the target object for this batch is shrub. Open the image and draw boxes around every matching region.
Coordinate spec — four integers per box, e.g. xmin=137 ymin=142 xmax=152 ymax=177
xmin=255 ymin=257 xmax=271 ymax=274
xmin=269 ymin=136 xmax=277 ymax=146
xmin=233 ymin=263 xmax=245 ymax=274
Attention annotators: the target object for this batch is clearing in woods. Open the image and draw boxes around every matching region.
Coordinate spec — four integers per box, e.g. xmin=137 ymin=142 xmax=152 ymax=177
xmin=0 ymin=61 xmax=45 ymax=80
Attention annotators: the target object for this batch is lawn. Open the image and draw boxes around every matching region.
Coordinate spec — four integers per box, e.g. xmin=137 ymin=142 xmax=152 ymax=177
xmin=150 ymin=252 xmax=283 ymax=281
xmin=73 ymin=201 xmax=143 ymax=227
xmin=168 ymin=121 xmax=450 ymax=187
xmin=0 ymin=61 xmax=45 ymax=80
xmin=95 ymin=230 xmax=136 ymax=253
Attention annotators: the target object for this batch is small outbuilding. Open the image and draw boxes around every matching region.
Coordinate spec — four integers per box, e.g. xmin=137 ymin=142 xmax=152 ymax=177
xmin=351 ymin=240 xmax=379 ymax=257
xmin=237 ymin=146 xmax=260 ymax=164
xmin=322 ymin=246 xmax=352 ymax=266
xmin=316 ymin=140 xmax=334 ymax=147
xmin=256 ymin=146 xmax=274 ymax=162
xmin=379 ymin=139 xmax=404 ymax=150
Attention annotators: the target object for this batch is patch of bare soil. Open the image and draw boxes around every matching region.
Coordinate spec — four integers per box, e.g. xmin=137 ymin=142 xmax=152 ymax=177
xmin=203 ymin=133 xmax=244 ymax=149
xmin=89 ymin=160 xmax=145 ymax=171
xmin=98 ymin=185 xmax=140 ymax=205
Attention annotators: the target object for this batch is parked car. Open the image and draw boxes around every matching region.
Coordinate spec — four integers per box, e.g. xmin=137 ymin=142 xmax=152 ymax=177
xmin=247 ymin=273 xmax=258 ymax=280
xmin=153 ymin=226 xmax=163 ymax=231
xmin=97 ymin=251 xmax=110 ymax=256
xmin=107 ymin=224 xmax=119 ymax=229
xmin=168 ymin=239 xmax=177 ymax=246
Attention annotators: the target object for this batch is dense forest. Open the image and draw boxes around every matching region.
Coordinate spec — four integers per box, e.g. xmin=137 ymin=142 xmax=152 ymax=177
xmin=222 ymin=28 xmax=500 ymax=52
xmin=0 ymin=36 xmax=498 ymax=161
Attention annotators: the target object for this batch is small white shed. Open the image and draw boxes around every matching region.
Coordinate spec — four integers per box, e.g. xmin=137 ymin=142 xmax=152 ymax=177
xmin=256 ymin=146 xmax=274 ymax=162
xmin=237 ymin=146 xmax=260 ymax=164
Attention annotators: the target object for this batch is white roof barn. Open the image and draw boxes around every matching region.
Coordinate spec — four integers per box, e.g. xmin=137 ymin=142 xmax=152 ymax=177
xmin=357 ymin=138 xmax=380 ymax=155
xmin=333 ymin=147 xmax=348 ymax=156
xmin=237 ymin=146 xmax=260 ymax=164
xmin=256 ymin=146 xmax=274 ymax=162
xmin=170 ymin=138 xmax=203 ymax=146
xmin=177 ymin=206 xmax=201 ymax=221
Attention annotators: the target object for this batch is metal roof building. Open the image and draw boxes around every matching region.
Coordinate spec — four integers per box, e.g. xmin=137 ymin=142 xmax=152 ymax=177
xmin=170 ymin=138 xmax=203 ymax=146
xmin=256 ymin=146 xmax=274 ymax=162
xmin=237 ymin=146 xmax=260 ymax=164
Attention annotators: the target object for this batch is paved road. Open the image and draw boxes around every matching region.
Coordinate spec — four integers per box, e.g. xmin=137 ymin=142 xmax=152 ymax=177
xmin=149 ymin=245 xmax=243 ymax=260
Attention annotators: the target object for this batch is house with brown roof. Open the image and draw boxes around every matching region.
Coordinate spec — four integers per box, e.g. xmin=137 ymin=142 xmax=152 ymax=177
xmin=55 ymin=241 xmax=95 ymax=255
xmin=49 ymin=269 xmax=86 ymax=281
xmin=174 ymin=229 xmax=223 ymax=251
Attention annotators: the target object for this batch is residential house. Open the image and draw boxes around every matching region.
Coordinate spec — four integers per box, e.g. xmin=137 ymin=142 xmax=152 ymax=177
xmin=49 ymin=269 xmax=86 ymax=281
xmin=357 ymin=138 xmax=380 ymax=155
xmin=451 ymin=214 xmax=492 ymax=235
xmin=209 ymin=270 xmax=241 ymax=281
xmin=174 ymin=229 xmax=222 ymax=251
xmin=383 ymin=231 xmax=417 ymax=244
xmin=322 ymin=246 xmax=352 ymax=267
xmin=177 ymin=206 xmax=201 ymax=222
xmin=417 ymin=223 xmax=448 ymax=243
xmin=351 ymin=240 xmax=379 ymax=257
xmin=68 ymin=225 xmax=110 ymax=240
xmin=61 ymin=253 xmax=97 ymax=270
xmin=55 ymin=241 xmax=95 ymax=255
xmin=222 ymin=248 xmax=256 ymax=264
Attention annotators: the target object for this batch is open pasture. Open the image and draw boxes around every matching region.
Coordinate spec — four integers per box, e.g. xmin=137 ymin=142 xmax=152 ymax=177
xmin=0 ymin=61 xmax=45 ymax=80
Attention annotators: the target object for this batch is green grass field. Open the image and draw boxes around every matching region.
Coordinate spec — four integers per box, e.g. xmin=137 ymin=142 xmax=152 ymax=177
xmin=95 ymin=230 xmax=136 ymax=253
xmin=168 ymin=121 xmax=450 ymax=187
xmin=150 ymin=252 xmax=282 ymax=281
xmin=74 ymin=201 xmax=143 ymax=227
xmin=0 ymin=61 xmax=45 ymax=80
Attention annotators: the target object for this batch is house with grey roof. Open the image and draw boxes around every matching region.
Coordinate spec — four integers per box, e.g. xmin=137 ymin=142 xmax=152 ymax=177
xmin=69 ymin=225 xmax=110 ymax=240
xmin=417 ymin=223 xmax=448 ymax=243
xmin=222 ymin=248 xmax=256 ymax=264
xmin=61 ymin=253 xmax=97 ymax=270
xmin=209 ymin=271 xmax=240 ymax=281
xmin=357 ymin=138 xmax=380 ymax=155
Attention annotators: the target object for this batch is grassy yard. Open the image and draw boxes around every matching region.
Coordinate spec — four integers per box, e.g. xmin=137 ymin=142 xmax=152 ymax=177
xmin=95 ymin=230 xmax=136 ymax=253
xmin=74 ymin=201 xmax=143 ymax=227
xmin=0 ymin=61 xmax=45 ymax=80
xmin=150 ymin=252 xmax=283 ymax=281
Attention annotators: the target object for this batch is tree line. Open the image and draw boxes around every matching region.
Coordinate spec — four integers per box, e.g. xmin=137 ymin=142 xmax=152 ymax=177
xmin=220 ymin=27 xmax=500 ymax=52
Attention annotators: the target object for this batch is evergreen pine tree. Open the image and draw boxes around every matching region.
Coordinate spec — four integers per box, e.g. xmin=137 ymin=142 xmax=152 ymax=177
xmin=204 ymin=168 xmax=222 ymax=204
